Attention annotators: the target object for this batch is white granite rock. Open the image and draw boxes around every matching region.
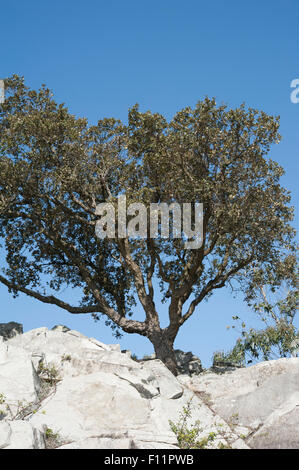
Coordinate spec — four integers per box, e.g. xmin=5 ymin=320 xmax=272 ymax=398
xmin=1 ymin=325 xmax=298 ymax=449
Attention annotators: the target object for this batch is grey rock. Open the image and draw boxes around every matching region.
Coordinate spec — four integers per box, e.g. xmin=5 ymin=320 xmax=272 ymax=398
xmin=0 ymin=421 xmax=45 ymax=449
xmin=141 ymin=359 xmax=184 ymax=399
xmin=51 ymin=325 xmax=70 ymax=333
xmin=173 ymin=349 xmax=203 ymax=376
xmin=0 ymin=422 xmax=11 ymax=448
xmin=1 ymin=326 xmax=241 ymax=448
xmin=0 ymin=322 xmax=23 ymax=341
xmin=141 ymin=349 xmax=203 ymax=376
xmin=185 ymin=357 xmax=299 ymax=449
xmin=248 ymin=406 xmax=299 ymax=449
xmin=1 ymin=325 xmax=299 ymax=449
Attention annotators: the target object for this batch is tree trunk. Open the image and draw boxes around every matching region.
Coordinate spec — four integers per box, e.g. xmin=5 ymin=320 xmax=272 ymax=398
xmin=149 ymin=330 xmax=178 ymax=376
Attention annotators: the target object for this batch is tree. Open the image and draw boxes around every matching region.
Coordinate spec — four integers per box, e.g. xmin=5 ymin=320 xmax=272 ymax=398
xmin=0 ymin=75 xmax=297 ymax=375
xmin=214 ymin=273 xmax=298 ymax=366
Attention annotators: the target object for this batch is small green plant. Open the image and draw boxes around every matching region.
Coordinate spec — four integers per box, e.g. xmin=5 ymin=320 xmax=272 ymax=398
xmin=0 ymin=393 xmax=7 ymax=419
xmin=218 ymin=442 xmax=231 ymax=449
xmin=45 ymin=427 xmax=59 ymax=439
xmin=0 ymin=379 xmax=57 ymax=421
xmin=0 ymin=395 xmax=38 ymax=420
xmin=169 ymin=399 xmax=217 ymax=449
xmin=229 ymin=412 xmax=239 ymax=426
xmin=61 ymin=354 xmax=72 ymax=362
xmin=37 ymin=361 xmax=61 ymax=386
xmin=44 ymin=427 xmax=63 ymax=449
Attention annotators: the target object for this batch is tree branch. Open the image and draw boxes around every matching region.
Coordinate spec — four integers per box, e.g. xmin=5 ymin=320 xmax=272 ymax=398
xmin=180 ymin=252 xmax=255 ymax=325
xmin=0 ymin=274 xmax=101 ymax=314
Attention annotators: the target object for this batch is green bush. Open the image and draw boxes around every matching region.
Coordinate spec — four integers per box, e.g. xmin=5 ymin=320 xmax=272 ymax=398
xmin=169 ymin=399 xmax=216 ymax=449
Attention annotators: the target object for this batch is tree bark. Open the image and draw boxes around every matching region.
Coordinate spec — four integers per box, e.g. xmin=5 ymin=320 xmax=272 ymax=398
xmin=149 ymin=329 xmax=178 ymax=376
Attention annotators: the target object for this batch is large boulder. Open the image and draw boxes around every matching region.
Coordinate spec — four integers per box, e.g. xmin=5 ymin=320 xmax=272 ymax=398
xmin=0 ymin=336 xmax=40 ymax=416
xmin=183 ymin=357 xmax=299 ymax=449
xmin=1 ymin=323 xmax=299 ymax=449
xmin=0 ymin=421 xmax=45 ymax=449
xmin=0 ymin=325 xmax=242 ymax=449
xmin=28 ymin=371 xmax=239 ymax=449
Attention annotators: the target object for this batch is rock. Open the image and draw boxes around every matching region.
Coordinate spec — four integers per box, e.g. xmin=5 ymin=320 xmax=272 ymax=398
xmin=0 ymin=341 xmax=40 ymax=416
xmin=184 ymin=357 xmax=299 ymax=449
xmin=114 ymin=371 xmax=160 ymax=399
xmin=0 ymin=422 xmax=11 ymax=448
xmin=58 ymin=436 xmax=138 ymax=449
xmin=141 ymin=349 xmax=203 ymax=376
xmin=6 ymin=327 xmax=129 ymax=378
xmin=121 ymin=349 xmax=133 ymax=359
xmin=51 ymin=325 xmax=70 ymax=333
xmin=28 ymin=370 xmax=240 ymax=449
xmin=89 ymin=337 xmax=110 ymax=350
xmin=141 ymin=359 xmax=184 ymax=399
xmin=0 ymin=322 xmax=23 ymax=341
xmin=174 ymin=349 xmax=203 ymax=375
xmin=0 ymin=421 xmax=45 ymax=449
xmin=1 ymin=324 xmax=243 ymax=448
xmin=0 ymin=336 xmax=7 ymax=362
xmin=1 ymin=322 xmax=299 ymax=449
xmin=247 ymin=404 xmax=299 ymax=449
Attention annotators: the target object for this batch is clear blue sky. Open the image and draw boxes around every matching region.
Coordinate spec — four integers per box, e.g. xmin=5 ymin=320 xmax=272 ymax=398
xmin=0 ymin=0 xmax=298 ymax=367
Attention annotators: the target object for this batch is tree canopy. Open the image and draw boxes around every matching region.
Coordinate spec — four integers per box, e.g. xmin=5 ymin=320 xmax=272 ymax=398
xmin=0 ymin=75 xmax=297 ymax=374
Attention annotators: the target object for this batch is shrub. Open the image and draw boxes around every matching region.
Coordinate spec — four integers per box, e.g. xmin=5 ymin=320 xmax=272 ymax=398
xmin=169 ymin=399 xmax=217 ymax=449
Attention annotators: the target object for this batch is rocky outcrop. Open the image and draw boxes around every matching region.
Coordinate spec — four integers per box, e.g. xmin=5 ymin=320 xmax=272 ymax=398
xmin=140 ymin=349 xmax=203 ymax=376
xmin=0 ymin=323 xmax=298 ymax=449
xmin=183 ymin=358 xmax=299 ymax=449
xmin=0 ymin=322 xmax=23 ymax=341
xmin=0 ymin=421 xmax=45 ymax=449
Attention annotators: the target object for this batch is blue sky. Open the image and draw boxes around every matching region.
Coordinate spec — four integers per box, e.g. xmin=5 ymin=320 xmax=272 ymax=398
xmin=0 ymin=0 xmax=298 ymax=367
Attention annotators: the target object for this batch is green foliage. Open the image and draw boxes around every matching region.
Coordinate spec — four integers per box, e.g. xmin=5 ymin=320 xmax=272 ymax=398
xmin=213 ymin=348 xmax=245 ymax=367
xmin=44 ymin=427 xmax=63 ymax=449
xmin=228 ymin=320 xmax=298 ymax=364
xmin=0 ymin=363 xmax=61 ymax=421
xmin=45 ymin=427 xmax=59 ymax=439
xmin=61 ymin=354 xmax=72 ymax=362
xmin=169 ymin=399 xmax=216 ymax=449
xmin=37 ymin=361 xmax=61 ymax=386
xmin=219 ymin=281 xmax=299 ymax=364
xmin=0 ymin=393 xmax=7 ymax=419
xmin=0 ymin=75 xmax=297 ymax=373
xmin=0 ymin=394 xmax=42 ymax=421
